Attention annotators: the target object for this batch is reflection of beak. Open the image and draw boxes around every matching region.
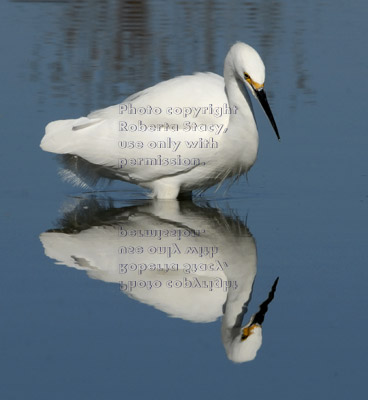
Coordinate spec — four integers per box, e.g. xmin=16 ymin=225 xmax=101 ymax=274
xmin=241 ymin=277 xmax=279 ymax=341
xmin=252 ymin=277 xmax=279 ymax=326
xmin=255 ymin=88 xmax=280 ymax=141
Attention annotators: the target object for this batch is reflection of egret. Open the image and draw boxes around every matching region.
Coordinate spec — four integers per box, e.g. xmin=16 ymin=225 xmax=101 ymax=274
xmin=40 ymin=198 xmax=278 ymax=362
xmin=40 ymin=42 xmax=279 ymax=199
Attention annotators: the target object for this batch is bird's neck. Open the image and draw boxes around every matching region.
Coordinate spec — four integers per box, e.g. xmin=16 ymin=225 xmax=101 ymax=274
xmin=222 ymin=65 xmax=259 ymax=169
xmin=223 ymin=62 xmax=254 ymax=123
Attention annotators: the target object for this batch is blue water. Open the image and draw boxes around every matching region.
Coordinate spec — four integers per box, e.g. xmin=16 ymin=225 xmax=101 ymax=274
xmin=1 ymin=0 xmax=367 ymax=399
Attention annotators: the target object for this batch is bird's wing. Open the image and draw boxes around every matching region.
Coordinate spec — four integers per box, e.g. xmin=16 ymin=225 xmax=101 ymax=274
xmin=88 ymin=72 xmax=229 ymax=125
xmin=42 ymin=73 xmax=231 ymax=184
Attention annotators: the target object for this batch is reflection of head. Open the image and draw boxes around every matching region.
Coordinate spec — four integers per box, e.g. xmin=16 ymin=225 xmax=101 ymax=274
xmin=226 ymin=324 xmax=263 ymax=363
xmin=222 ymin=278 xmax=278 ymax=363
xmin=40 ymin=197 xmax=278 ymax=363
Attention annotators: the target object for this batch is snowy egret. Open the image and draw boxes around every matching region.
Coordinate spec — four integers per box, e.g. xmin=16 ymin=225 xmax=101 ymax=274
xmin=40 ymin=198 xmax=278 ymax=362
xmin=41 ymin=42 xmax=279 ymax=199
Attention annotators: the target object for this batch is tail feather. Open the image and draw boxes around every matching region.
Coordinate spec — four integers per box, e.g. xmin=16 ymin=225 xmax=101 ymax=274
xmin=41 ymin=117 xmax=113 ymax=188
xmin=40 ymin=117 xmax=102 ymax=154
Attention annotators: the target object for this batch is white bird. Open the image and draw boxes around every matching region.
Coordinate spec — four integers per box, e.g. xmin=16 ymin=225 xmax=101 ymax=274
xmin=41 ymin=42 xmax=279 ymax=199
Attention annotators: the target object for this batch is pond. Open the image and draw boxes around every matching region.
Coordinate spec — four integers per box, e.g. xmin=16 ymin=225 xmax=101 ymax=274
xmin=1 ymin=0 xmax=367 ymax=399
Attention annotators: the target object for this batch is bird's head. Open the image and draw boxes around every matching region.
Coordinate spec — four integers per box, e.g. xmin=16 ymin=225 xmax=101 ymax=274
xmin=227 ymin=42 xmax=280 ymax=140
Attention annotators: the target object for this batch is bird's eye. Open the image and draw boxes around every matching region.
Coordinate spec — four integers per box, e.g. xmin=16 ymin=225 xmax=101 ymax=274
xmin=244 ymin=72 xmax=250 ymax=80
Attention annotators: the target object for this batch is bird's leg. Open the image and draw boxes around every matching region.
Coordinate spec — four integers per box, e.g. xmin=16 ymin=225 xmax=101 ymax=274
xmin=152 ymin=180 xmax=181 ymax=200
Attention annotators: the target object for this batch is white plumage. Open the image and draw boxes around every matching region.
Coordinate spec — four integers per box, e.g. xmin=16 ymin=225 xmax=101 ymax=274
xmin=41 ymin=42 xmax=279 ymax=199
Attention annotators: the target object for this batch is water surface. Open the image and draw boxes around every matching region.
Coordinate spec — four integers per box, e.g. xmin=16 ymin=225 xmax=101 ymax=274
xmin=1 ymin=0 xmax=367 ymax=399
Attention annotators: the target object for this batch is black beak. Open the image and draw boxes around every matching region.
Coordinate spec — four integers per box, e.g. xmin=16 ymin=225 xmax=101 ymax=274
xmin=255 ymin=88 xmax=280 ymax=141
xmin=252 ymin=277 xmax=279 ymax=326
